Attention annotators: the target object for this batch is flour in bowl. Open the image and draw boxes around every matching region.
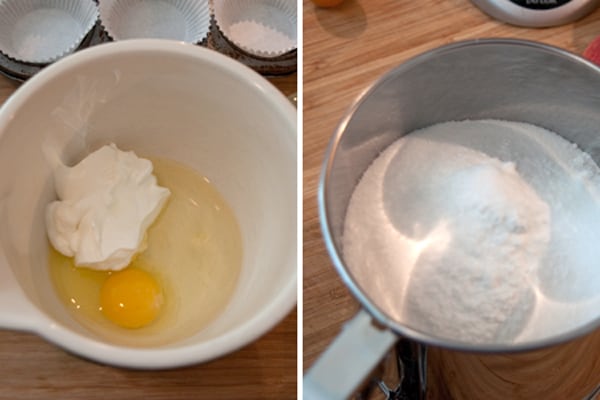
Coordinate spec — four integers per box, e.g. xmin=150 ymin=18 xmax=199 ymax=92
xmin=343 ymin=119 xmax=600 ymax=344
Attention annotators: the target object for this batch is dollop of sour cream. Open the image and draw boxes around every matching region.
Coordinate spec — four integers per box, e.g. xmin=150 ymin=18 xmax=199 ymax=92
xmin=46 ymin=144 xmax=170 ymax=271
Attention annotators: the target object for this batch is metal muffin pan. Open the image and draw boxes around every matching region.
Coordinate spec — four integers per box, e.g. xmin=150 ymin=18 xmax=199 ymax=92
xmin=0 ymin=16 xmax=296 ymax=83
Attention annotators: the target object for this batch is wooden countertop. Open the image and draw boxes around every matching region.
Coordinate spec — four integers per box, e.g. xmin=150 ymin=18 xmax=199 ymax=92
xmin=303 ymin=0 xmax=600 ymax=398
xmin=0 ymin=67 xmax=297 ymax=398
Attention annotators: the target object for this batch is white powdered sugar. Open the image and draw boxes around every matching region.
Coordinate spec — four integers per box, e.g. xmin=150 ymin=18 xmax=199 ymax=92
xmin=343 ymin=119 xmax=600 ymax=344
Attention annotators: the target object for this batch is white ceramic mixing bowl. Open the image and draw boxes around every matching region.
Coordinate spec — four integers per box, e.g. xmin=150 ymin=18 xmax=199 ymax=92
xmin=0 ymin=39 xmax=297 ymax=369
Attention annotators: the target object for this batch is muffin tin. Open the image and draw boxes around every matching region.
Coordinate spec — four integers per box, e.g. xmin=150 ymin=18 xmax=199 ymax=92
xmin=99 ymin=0 xmax=211 ymax=43
xmin=212 ymin=0 xmax=297 ymax=58
xmin=0 ymin=2 xmax=296 ymax=82
xmin=0 ymin=0 xmax=99 ymax=64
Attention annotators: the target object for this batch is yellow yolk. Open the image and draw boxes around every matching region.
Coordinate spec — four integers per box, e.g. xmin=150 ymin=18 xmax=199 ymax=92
xmin=100 ymin=268 xmax=163 ymax=329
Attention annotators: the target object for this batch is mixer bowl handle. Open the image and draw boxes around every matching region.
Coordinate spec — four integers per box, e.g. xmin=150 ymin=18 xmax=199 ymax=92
xmin=304 ymin=310 xmax=398 ymax=399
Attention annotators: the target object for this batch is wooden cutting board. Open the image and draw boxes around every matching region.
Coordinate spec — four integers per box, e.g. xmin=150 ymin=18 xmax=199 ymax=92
xmin=303 ymin=0 xmax=600 ymax=398
xmin=426 ymin=328 xmax=600 ymax=399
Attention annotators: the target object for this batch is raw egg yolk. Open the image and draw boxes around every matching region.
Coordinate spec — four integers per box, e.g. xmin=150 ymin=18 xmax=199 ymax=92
xmin=100 ymin=268 xmax=163 ymax=329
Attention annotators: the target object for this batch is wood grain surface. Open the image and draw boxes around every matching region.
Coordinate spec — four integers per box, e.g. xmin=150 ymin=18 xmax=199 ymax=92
xmin=303 ymin=0 xmax=600 ymax=398
xmin=0 ymin=67 xmax=297 ymax=398
xmin=426 ymin=329 xmax=600 ymax=399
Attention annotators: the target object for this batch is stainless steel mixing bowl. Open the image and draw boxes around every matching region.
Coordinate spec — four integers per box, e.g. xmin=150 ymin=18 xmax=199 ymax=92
xmin=306 ymin=38 xmax=600 ymax=399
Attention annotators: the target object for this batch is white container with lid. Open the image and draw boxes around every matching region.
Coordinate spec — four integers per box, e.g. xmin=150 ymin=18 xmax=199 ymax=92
xmin=471 ymin=0 xmax=600 ymax=27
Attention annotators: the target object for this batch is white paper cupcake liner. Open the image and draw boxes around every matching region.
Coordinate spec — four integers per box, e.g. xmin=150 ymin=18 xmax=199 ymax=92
xmin=0 ymin=0 xmax=98 ymax=64
xmin=213 ymin=0 xmax=297 ymax=58
xmin=100 ymin=0 xmax=210 ymax=43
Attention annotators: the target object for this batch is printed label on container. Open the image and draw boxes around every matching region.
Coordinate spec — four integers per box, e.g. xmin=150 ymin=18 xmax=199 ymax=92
xmin=509 ymin=0 xmax=572 ymax=9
